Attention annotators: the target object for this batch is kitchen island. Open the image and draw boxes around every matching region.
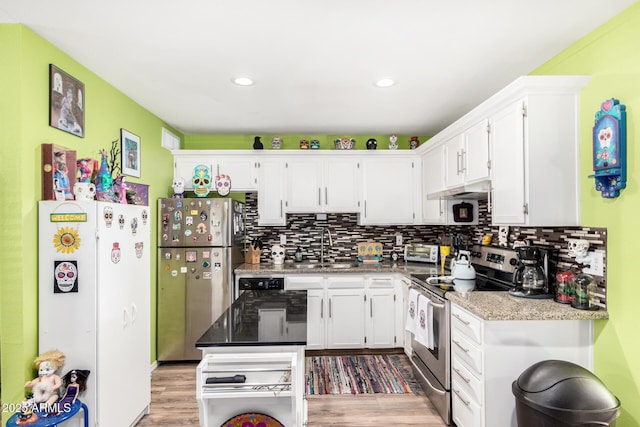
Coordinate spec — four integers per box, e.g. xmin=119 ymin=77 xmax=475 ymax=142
xmin=195 ymin=289 xmax=307 ymax=427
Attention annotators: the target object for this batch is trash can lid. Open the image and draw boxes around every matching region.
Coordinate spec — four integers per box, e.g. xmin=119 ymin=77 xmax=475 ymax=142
xmin=514 ymin=360 xmax=620 ymax=412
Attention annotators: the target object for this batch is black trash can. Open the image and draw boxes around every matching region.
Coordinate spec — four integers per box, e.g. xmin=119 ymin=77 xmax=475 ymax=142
xmin=512 ymin=360 xmax=620 ymax=427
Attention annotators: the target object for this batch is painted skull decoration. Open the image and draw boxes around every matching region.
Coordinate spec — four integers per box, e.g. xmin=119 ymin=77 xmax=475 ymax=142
xmin=271 ymin=137 xmax=282 ymax=149
xmin=118 ymin=214 xmax=125 ymax=229
xmin=54 ymin=261 xmax=77 ymax=292
xmin=172 ymin=177 xmax=185 ymax=198
xmin=111 ymin=242 xmax=121 ymax=264
xmin=215 ymin=174 xmax=231 ymax=196
xmin=103 ymin=206 xmax=114 ymax=228
xmin=141 ymin=210 xmax=149 ymax=225
xmin=389 ymin=134 xmax=398 ymax=150
xmin=271 ymin=244 xmax=286 ymax=265
xmin=568 ymin=239 xmax=590 ymax=258
xmin=192 ymin=165 xmax=212 ymax=197
xmin=73 ymin=182 xmax=96 ymax=200
xmin=135 ymin=242 xmax=144 ymax=259
xmin=131 ymin=217 xmax=138 ymax=236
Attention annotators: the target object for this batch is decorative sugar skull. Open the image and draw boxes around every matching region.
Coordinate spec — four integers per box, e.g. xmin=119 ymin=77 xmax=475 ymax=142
xmin=310 ymin=139 xmax=320 ymax=149
xmin=300 ymin=139 xmax=310 ymax=149
xmin=141 ymin=209 xmax=148 ymax=225
xmin=118 ymin=214 xmax=125 ymax=229
xmin=389 ymin=134 xmax=398 ymax=149
xmin=135 ymin=242 xmax=144 ymax=258
xmin=130 ymin=217 xmax=138 ymax=235
xmin=215 ymin=174 xmax=231 ymax=196
xmin=103 ymin=206 xmax=114 ymax=228
xmin=271 ymin=244 xmax=285 ymax=265
xmin=409 ymin=136 xmax=420 ymax=149
xmin=73 ymin=182 xmax=96 ymax=200
xmin=598 ymin=127 xmax=612 ymax=149
xmin=111 ymin=242 xmax=121 ymax=264
xmin=568 ymin=239 xmax=590 ymax=258
xmin=366 ymin=138 xmax=377 ymax=150
xmin=172 ymin=177 xmax=185 ymax=198
xmin=54 ymin=261 xmax=78 ymax=292
xmin=271 ymin=137 xmax=282 ymax=149
xmin=192 ymin=165 xmax=212 ymax=197
xmin=498 ymin=226 xmax=509 ymax=247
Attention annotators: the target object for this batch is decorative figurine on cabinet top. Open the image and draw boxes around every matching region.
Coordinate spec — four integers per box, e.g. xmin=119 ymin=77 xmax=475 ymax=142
xmin=409 ymin=136 xmax=420 ymax=149
xmin=253 ymin=136 xmax=264 ymax=149
xmin=589 ymin=98 xmax=626 ymax=198
xmin=192 ymin=164 xmax=212 ymax=197
xmin=172 ymin=177 xmax=185 ymax=198
xmin=271 ymin=137 xmax=282 ymax=149
xmin=310 ymin=139 xmax=320 ymax=149
xmin=299 ymin=139 xmax=310 ymax=149
xmin=389 ymin=134 xmax=398 ymax=150
xmin=366 ymin=138 xmax=377 ymax=150
xmin=215 ymin=174 xmax=231 ymax=196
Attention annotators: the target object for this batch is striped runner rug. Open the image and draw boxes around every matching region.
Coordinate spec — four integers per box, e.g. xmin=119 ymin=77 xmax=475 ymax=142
xmin=305 ymin=354 xmax=417 ymax=395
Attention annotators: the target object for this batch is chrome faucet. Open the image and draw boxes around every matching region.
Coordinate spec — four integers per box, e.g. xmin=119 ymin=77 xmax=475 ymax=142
xmin=320 ymin=227 xmax=333 ymax=266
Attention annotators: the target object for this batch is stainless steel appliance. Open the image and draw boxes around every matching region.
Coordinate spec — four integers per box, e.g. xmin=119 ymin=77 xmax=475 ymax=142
xmin=157 ymin=197 xmax=245 ymax=361
xmin=509 ymin=245 xmax=559 ymax=299
xmin=404 ymin=243 xmax=439 ymax=263
xmin=408 ymin=244 xmax=520 ymax=425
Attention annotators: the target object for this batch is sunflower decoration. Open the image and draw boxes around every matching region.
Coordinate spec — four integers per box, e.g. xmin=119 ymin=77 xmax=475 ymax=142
xmin=53 ymin=226 xmax=81 ymax=253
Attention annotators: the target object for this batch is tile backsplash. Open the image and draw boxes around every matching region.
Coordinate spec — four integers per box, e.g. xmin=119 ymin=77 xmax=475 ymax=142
xmin=244 ymin=193 xmax=608 ymax=308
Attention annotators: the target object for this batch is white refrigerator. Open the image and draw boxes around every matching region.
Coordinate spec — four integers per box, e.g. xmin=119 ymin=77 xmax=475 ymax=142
xmin=38 ymin=200 xmax=151 ymax=427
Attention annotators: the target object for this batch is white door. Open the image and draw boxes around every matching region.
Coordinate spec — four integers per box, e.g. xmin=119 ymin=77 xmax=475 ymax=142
xmin=422 ymin=147 xmax=446 ymax=224
xmin=361 ymin=157 xmax=416 ymax=225
xmin=366 ymin=277 xmax=396 ymax=348
xmin=174 ymin=156 xmax=214 ymax=190
xmin=323 ymin=157 xmax=360 ymax=212
xmin=306 ymin=289 xmax=326 ymax=350
xmin=463 ymin=119 xmax=491 ymax=183
xmin=444 ymin=134 xmax=465 ymax=188
xmin=327 ymin=288 xmax=365 ymax=349
xmin=491 ymin=100 xmax=527 ymax=225
xmin=257 ymin=158 xmax=286 ymax=225
xmin=286 ymin=158 xmax=323 ymax=212
xmin=217 ymin=156 xmax=257 ymax=191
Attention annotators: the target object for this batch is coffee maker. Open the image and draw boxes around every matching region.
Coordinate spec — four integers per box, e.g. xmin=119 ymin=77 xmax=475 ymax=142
xmin=509 ymin=246 xmax=558 ymax=298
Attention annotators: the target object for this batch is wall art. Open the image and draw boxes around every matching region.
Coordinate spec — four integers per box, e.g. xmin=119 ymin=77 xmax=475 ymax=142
xmin=49 ymin=64 xmax=85 ymax=137
xmin=121 ymin=128 xmax=141 ymax=177
xmin=42 ymin=143 xmax=77 ymax=201
xmin=590 ymin=98 xmax=627 ymax=198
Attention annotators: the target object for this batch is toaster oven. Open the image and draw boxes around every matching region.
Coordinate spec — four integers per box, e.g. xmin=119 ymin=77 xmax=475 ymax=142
xmin=404 ymin=243 xmax=439 ymax=263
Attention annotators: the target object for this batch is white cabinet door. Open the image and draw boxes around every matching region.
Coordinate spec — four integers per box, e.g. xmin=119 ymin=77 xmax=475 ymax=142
xmin=422 ymin=147 xmax=446 ymax=224
xmin=490 ymin=101 xmax=527 ymax=225
xmin=327 ymin=288 xmax=366 ymax=348
xmin=286 ymin=157 xmax=360 ymax=213
xmin=306 ymin=289 xmax=326 ymax=350
xmin=444 ymin=134 xmax=465 ymax=188
xmin=360 ymin=157 xmax=418 ymax=225
xmin=257 ymin=158 xmax=286 ymax=225
xmin=175 ymin=156 xmax=214 ymax=190
xmin=217 ymin=156 xmax=257 ymax=191
xmin=323 ymin=157 xmax=361 ymax=212
xmin=366 ymin=277 xmax=397 ymax=348
xmin=463 ymin=119 xmax=491 ymax=184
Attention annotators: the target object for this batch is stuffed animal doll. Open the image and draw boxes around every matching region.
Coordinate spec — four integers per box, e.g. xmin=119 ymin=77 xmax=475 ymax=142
xmin=24 ymin=350 xmax=66 ymax=411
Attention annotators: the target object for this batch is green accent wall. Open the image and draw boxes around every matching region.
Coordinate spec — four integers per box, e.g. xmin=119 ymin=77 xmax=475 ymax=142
xmin=532 ymin=3 xmax=640 ymax=425
xmin=0 ymin=25 xmax=177 ymax=425
xmin=184 ymin=134 xmax=429 ymax=150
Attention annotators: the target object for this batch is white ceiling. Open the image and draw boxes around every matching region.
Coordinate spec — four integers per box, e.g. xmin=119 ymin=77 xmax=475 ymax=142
xmin=1 ymin=0 xmax=636 ymax=136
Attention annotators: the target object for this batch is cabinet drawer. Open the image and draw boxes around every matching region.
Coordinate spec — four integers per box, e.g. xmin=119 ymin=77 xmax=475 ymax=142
xmin=285 ymin=275 xmax=324 ymax=290
xmin=451 ymin=329 xmax=483 ymax=376
xmin=451 ymin=305 xmax=482 ymax=345
xmin=452 ymin=383 xmax=482 ymax=427
xmin=452 ymin=355 xmax=483 ymax=404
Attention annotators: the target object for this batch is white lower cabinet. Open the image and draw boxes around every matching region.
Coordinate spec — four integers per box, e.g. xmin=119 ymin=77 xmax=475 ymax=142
xmin=285 ymin=274 xmax=402 ymax=350
xmin=450 ymin=303 xmax=594 ymax=427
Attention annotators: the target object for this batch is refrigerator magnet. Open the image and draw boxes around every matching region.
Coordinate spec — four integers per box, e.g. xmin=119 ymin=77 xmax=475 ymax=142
xmin=180 ymin=267 xmax=187 ymax=273
xmin=185 ymin=216 xmax=193 ymax=226
xmin=164 ymin=252 xmax=171 ymax=260
xmin=186 ymin=251 xmax=197 ymax=262
xmin=118 ymin=215 xmax=125 ymax=229
xmin=202 ymin=261 xmax=210 ymax=268
xmin=130 ymin=217 xmax=138 ymax=235
xmin=202 ymin=251 xmax=210 ymax=259
xmin=111 ymin=243 xmax=121 ymax=263
xmin=196 ymin=223 xmax=207 ymax=234
xmin=171 ymin=270 xmax=178 ymax=277
xmin=53 ymin=260 xmax=78 ymax=293
xmin=176 ymin=200 xmax=182 ymax=208
xmin=53 ymin=226 xmax=81 ymax=253
xmin=214 ymin=262 xmax=221 ymax=271
xmin=200 ymin=211 xmax=207 ymax=221
xmin=203 ymin=271 xmax=212 ymax=279
xmin=135 ymin=242 xmax=143 ymax=258
xmin=142 ymin=210 xmax=148 ymax=225
xmin=184 ymin=229 xmax=192 ymax=236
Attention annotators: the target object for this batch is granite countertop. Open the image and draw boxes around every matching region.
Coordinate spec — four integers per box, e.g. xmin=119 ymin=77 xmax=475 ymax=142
xmin=235 ymin=261 xmax=440 ymax=275
xmin=196 ymin=289 xmax=307 ymax=347
xmin=446 ymin=291 xmax=610 ymax=321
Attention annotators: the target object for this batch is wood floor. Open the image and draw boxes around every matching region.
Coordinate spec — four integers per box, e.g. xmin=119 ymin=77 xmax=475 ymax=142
xmin=135 ymin=359 xmax=446 ymax=427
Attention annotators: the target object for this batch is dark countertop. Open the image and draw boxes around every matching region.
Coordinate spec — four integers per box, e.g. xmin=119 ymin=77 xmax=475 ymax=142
xmin=235 ymin=261 xmax=440 ymax=275
xmin=196 ymin=289 xmax=307 ymax=347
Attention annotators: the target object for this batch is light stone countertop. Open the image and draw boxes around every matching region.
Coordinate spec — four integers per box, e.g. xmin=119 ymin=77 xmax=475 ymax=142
xmin=235 ymin=262 xmax=610 ymax=321
xmin=446 ymin=291 xmax=609 ymax=321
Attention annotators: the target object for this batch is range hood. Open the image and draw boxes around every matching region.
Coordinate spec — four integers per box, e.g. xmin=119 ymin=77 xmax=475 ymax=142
xmin=426 ymin=180 xmax=490 ymax=200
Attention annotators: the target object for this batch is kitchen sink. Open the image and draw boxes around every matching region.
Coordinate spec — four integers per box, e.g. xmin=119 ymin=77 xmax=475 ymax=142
xmin=292 ymin=263 xmax=323 ymax=269
xmin=289 ymin=263 xmax=357 ymax=269
xmin=326 ymin=263 xmax=357 ymax=269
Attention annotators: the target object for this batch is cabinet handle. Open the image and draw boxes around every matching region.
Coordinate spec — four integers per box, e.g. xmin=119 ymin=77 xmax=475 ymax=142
xmin=460 ymin=149 xmax=466 ymax=172
xmin=488 ymin=187 xmax=493 ymax=214
xmin=453 ymin=388 xmax=471 ymax=406
xmin=364 ymin=200 xmax=367 ymax=218
xmin=329 ymin=298 xmax=332 ymax=318
xmin=281 ymin=318 xmax=284 ymax=336
xmin=280 ymin=200 xmax=283 ymax=217
xmin=325 ymin=187 xmax=328 ymax=205
xmin=131 ymin=303 xmax=137 ymax=324
xmin=320 ymin=299 xmax=324 ymax=319
xmin=318 ymin=188 xmax=321 ymax=206
xmin=370 ymin=297 xmax=373 ymax=318
xmin=439 ymin=198 xmax=444 ymax=216
xmin=452 ymin=339 xmax=470 ymax=353
xmin=456 ymin=151 xmax=462 ymax=175
xmin=453 ymin=367 xmax=471 ymax=383
xmin=453 ymin=313 xmax=470 ymax=325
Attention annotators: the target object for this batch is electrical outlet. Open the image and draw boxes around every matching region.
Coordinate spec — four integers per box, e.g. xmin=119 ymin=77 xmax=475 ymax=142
xmin=280 ymin=234 xmax=287 ymax=245
xmin=395 ymin=233 xmax=403 ymax=246
xmin=582 ymin=251 xmax=604 ymax=277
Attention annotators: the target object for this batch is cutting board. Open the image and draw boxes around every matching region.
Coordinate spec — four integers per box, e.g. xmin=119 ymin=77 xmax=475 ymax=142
xmin=357 ymin=241 xmax=383 ymax=264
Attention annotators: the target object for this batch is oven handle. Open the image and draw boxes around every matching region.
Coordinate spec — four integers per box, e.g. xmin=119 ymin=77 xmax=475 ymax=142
xmin=411 ymin=359 xmax=446 ymax=396
xmin=409 ymin=283 xmax=446 ymax=309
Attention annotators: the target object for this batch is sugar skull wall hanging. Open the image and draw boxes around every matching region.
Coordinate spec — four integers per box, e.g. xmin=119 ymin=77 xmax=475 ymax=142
xmin=54 ymin=260 xmax=78 ymax=293
xmin=111 ymin=242 xmax=121 ymax=264
xmin=590 ymin=98 xmax=626 ymax=198
xmin=215 ymin=174 xmax=231 ymax=196
xmin=192 ymin=164 xmax=212 ymax=197
xmin=104 ymin=206 xmax=114 ymax=228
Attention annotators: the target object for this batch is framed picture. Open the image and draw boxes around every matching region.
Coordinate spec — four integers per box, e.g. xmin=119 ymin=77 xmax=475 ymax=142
xmin=42 ymin=143 xmax=77 ymax=201
xmin=49 ymin=64 xmax=85 ymax=138
xmin=121 ymin=128 xmax=141 ymax=177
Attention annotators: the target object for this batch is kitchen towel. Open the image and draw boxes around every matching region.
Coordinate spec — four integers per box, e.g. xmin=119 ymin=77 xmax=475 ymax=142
xmin=405 ymin=288 xmax=419 ymax=335
xmin=415 ymin=294 xmax=434 ymax=350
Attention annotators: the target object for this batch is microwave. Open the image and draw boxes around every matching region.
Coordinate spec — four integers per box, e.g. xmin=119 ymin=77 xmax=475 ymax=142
xmin=404 ymin=244 xmax=439 ymax=263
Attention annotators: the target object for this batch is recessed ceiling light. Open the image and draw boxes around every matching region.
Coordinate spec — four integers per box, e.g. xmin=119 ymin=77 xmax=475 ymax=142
xmin=233 ymin=77 xmax=255 ymax=86
xmin=375 ymin=78 xmax=395 ymax=88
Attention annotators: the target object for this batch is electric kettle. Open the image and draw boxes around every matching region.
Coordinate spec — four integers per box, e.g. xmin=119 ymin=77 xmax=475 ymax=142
xmin=450 ymin=251 xmax=476 ymax=279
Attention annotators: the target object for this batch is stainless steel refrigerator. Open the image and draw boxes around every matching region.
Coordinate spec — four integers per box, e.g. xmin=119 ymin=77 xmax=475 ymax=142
xmin=157 ymin=197 xmax=245 ymax=361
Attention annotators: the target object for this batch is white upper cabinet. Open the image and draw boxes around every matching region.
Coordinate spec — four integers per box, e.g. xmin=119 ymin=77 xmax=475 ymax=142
xmin=360 ymin=156 xmax=420 ymax=225
xmin=422 ymin=146 xmax=447 ymax=224
xmin=173 ymin=152 xmax=257 ymax=192
xmin=285 ymin=156 xmax=360 ymax=213
xmin=256 ymin=157 xmax=286 ymax=226
xmin=443 ymin=120 xmax=490 ymax=190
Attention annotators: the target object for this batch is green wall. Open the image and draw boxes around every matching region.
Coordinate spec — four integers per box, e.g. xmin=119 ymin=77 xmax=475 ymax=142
xmin=532 ymin=3 xmax=640 ymax=425
xmin=0 ymin=25 xmax=177 ymax=425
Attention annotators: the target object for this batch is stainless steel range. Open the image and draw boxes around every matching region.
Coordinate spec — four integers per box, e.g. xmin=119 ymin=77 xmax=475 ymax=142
xmin=407 ymin=244 xmax=519 ymax=425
